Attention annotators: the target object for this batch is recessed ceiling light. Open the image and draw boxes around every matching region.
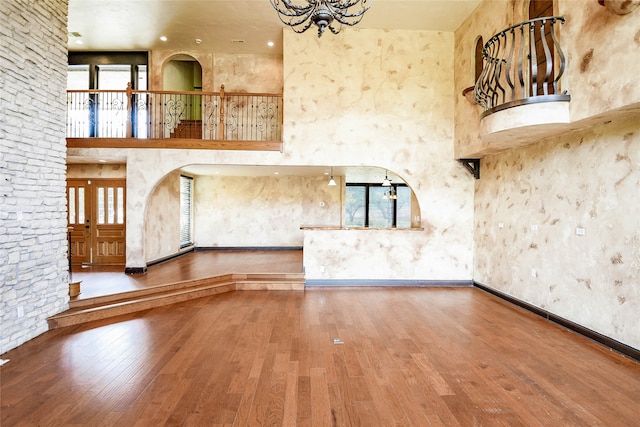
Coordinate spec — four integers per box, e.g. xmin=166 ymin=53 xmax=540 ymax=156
xmin=274 ymin=171 xmax=279 ymax=175
xmin=267 ymin=41 xmax=274 ymax=47
xmin=98 ymin=159 xmax=106 ymax=163
xmin=75 ymin=40 xmax=83 ymax=45
xmin=160 ymin=36 xmax=167 ymax=42
xmin=195 ymin=38 xmax=202 ymax=44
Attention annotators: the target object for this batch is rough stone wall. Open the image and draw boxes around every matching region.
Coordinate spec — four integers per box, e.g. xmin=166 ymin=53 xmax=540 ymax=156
xmin=0 ymin=0 xmax=69 ymax=354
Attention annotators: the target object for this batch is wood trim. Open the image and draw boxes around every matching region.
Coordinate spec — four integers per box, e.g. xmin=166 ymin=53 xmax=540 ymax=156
xmin=67 ymin=138 xmax=283 ymax=151
xmin=147 ymin=247 xmax=195 ymax=267
xmin=474 ymin=281 xmax=640 ymax=363
xmin=305 ymin=280 xmax=473 ymax=287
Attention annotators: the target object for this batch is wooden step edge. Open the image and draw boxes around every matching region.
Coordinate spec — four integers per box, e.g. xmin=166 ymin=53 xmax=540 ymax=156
xmin=69 ymin=274 xmax=236 ymax=309
xmin=48 ymin=283 xmax=236 ymax=329
xmin=236 ymin=279 xmax=305 ymax=291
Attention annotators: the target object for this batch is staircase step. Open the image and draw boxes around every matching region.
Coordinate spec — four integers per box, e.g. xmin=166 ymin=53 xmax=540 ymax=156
xmin=48 ymin=273 xmax=305 ymax=329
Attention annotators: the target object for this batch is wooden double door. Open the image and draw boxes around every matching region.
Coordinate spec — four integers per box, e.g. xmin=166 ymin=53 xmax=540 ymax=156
xmin=67 ymin=179 xmax=126 ymax=265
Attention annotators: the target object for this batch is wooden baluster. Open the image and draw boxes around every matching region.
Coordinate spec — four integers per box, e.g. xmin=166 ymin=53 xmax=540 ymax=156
xmin=217 ymin=84 xmax=225 ymax=140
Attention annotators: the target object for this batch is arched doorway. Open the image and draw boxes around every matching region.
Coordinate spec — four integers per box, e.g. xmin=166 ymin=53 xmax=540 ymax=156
xmin=161 ymin=55 xmax=204 ymax=138
xmin=529 ymin=0 xmax=555 ymax=95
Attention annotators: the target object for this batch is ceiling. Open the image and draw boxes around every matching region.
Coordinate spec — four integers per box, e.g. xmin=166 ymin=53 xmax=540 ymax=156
xmin=66 ymin=0 xmax=481 ymax=180
xmin=68 ymin=0 xmax=481 ymax=55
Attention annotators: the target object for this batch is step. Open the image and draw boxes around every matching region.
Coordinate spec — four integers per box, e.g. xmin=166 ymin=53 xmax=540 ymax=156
xmin=48 ymin=273 xmax=305 ymax=329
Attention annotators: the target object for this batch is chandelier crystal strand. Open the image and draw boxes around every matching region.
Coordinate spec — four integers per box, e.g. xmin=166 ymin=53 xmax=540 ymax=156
xmin=269 ymin=0 xmax=373 ymax=38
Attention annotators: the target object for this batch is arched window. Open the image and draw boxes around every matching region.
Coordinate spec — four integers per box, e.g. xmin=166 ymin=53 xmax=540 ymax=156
xmin=474 ymin=36 xmax=484 ymax=83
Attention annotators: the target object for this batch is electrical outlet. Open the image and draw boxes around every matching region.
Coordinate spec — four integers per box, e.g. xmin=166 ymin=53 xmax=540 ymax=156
xmin=531 ymin=224 xmax=538 ymax=231
xmin=498 ymin=222 xmax=504 ymax=229
xmin=531 ymin=269 xmax=537 ymax=278
xmin=576 ymin=228 xmax=586 ymax=236
xmin=17 ymin=306 xmax=24 ymax=318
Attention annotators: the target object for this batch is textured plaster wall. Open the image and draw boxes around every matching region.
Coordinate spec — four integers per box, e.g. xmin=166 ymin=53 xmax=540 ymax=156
xmin=454 ymin=0 xmax=640 ymax=349
xmin=454 ymin=0 xmax=640 ymax=157
xmin=213 ymin=54 xmax=283 ymax=93
xmin=150 ymin=50 xmax=282 ymax=93
xmin=67 ymin=164 xmax=126 ymax=179
xmin=144 ymin=170 xmax=182 ymax=263
xmin=454 ymin=0 xmax=518 ymax=158
xmin=194 ymin=175 xmax=341 ymax=247
xmin=282 ymin=28 xmax=474 ymax=280
xmin=562 ymin=1 xmax=640 ymax=120
xmin=122 ymin=28 xmax=474 ymax=281
xmin=474 ymin=116 xmax=640 ymax=349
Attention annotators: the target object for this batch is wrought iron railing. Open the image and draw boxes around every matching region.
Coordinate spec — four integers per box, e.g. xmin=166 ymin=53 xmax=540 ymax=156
xmin=66 ymin=85 xmax=283 ymax=142
xmin=475 ymin=16 xmax=570 ymax=118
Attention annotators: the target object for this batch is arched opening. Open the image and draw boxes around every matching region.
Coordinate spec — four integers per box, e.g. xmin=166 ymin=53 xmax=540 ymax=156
xmin=161 ymin=54 xmax=204 ymax=138
xmin=143 ymin=165 xmax=422 ymax=264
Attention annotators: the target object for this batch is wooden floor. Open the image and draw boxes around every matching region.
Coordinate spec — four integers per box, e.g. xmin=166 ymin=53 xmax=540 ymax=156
xmin=2 ymin=253 xmax=640 ymax=426
xmin=70 ymin=250 xmax=304 ymax=300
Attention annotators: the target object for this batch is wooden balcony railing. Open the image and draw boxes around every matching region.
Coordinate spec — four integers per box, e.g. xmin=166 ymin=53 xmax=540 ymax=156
xmin=66 ymin=85 xmax=283 ymax=150
xmin=475 ymin=16 xmax=570 ymax=118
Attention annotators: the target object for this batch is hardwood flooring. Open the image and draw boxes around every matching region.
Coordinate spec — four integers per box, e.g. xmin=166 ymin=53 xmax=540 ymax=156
xmin=70 ymin=250 xmax=304 ymax=299
xmin=2 ymin=287 xmax=640 ymax=426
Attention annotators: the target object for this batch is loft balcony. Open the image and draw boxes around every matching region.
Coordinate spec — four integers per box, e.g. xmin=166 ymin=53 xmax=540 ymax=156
xmin=66 ymin=85 xmax=283 ymax=151
xmin=474 ymin=16 xmax=571 ymax=146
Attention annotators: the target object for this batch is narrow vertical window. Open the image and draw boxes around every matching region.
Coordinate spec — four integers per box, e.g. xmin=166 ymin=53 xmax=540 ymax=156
xmin=180 ymin=175 xmax=194 ymax=248
xmin=117 ymin=187 xmax=124 ymax=224
xmin=474 ymin=36 xmax=484 ymax=83
xmin=68 ymin=187 xmax=76 ymax=224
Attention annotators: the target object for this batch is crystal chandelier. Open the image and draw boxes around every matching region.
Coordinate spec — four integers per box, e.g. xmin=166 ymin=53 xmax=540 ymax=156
xmin=269 ymin=0 xmax=374 ymax=38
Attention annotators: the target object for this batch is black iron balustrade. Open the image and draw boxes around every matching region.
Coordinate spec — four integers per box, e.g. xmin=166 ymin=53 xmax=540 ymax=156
xmin=475 ymin=16 xmax=570 ymax=118
xmin=66 ymin=85 xmax=283 ymax=143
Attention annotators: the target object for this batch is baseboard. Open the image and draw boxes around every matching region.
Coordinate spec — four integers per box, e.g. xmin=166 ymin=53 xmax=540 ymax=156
xmin=305 ymin=279 xmax=473 ymax=287
xmin=195 ymin=246 xmax=303 ymax=252
xmin=147 ymin=247 xmax=195 ymax=267
xmin=124 ymin=266 xmax=147 ymax=274
xmin=474 ymin=281 xmax=640 ymax=363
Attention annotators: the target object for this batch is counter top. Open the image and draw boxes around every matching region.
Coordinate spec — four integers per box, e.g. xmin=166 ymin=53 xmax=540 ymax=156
xmin=300 ymin=225 xmax=424 ymax=231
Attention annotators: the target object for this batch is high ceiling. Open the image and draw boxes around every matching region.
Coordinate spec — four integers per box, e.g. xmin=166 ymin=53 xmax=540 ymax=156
xmin=66 ymin=0 xmax=481 ymax=180
xmin=68 ymin=0 xmax=481 ymax=55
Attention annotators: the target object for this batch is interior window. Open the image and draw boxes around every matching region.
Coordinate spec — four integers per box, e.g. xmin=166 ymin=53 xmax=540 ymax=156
xmin=345 ymin=183 xmax=411 ymax=228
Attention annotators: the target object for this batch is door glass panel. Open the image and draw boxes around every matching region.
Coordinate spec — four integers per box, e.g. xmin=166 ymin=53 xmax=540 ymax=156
xmin=135 ymin=65 xmax=149 ymax=138
xmin=78 ymin=188 xmax=85 ymax=224
xmin=98 ymin=64 xmax=131 ymax=90
xmin=67 ymin=65 xmax=89 ymax=90
xmin=117 ymin=187 xmax=124 ymax=224
xmin=137 ymin=65 xmax=147 ymax=90
xmin=107 ymin=187 xmax=115 ymax=224
xmin=97 ymin=65 xmax=130 ymax=137
xmin=97 ymin=187 xmax=105 ymax=224
xmin=68 ymin=187 xmax=76 ymax=224
xmin=67 ymin=65 xmax=91 ymax=137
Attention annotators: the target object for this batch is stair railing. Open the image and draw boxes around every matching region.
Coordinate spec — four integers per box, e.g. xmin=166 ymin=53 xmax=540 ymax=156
xmin=66 ymin=84 xmax=283 ymax=142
